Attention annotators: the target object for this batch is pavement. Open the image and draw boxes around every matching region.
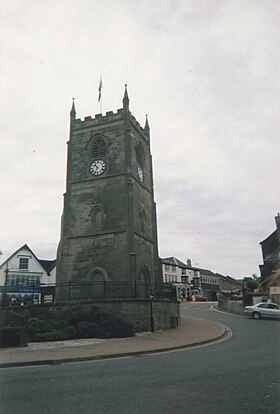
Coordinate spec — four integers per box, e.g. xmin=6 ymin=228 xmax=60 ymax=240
xmin=0 ymin=315 xmax=228 ymax=368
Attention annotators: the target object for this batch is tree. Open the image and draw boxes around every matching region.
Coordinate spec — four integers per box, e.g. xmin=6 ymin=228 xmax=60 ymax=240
xmin=243 ymin=276 xmax=259 ymax=292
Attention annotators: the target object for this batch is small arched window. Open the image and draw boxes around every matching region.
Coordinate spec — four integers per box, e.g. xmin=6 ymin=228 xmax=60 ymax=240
xmin=90 ymin=205 xmax=104 ymax=231
xmin=92 ymin=136 xmax=107 ymax=159
xmin=95 ymin=209 xmax=103 ymax=230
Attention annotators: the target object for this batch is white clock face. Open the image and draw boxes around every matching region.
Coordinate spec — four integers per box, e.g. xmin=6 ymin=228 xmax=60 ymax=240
xmin=137 ymin=165 xmax=144 ymax=182
xmin=90 ymin=160 xmax=106 ymax=176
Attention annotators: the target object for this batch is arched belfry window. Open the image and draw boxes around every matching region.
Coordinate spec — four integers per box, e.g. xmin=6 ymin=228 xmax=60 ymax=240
xmin=91 ymin=136 xmax=107 ymax=159
xmin=136 ymin=144 xmax=144 ymax=168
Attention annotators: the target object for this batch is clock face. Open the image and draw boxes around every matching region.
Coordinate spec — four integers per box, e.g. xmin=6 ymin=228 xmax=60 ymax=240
xmin=90 ymin=160 xmax=106 ymax=176
xmin=137 ymin=165 xmax=144 ymax=182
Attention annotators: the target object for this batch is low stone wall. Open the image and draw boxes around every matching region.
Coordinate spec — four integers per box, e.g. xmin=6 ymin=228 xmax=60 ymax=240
xmin=90 ymin=299 xmax=180 ymax=332
xmin=5 ymin=299 xmax=180 ymax=333
xmin=0 ymin=327 xmax=28 ymax=348
xmin=218 ymin=299 xmax=244 ymax=315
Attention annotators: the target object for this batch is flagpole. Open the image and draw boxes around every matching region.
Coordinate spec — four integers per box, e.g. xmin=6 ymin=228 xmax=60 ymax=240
xmin=98 ymin=75 xmax=103 ymax=114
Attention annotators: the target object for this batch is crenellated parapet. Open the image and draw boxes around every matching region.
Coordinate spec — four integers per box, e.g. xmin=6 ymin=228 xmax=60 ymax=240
xmin=73 ymin=108 xmax=125 ymax=130
xmin=72 ymin=108 xmax=148 ymax=140
xmin=69 ymin=85 xmax=149 ymax=141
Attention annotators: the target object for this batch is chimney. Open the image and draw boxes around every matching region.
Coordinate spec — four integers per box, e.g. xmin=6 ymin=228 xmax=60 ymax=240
xmin=275 ymin=213 xmax=280 ymax=229
xmin=186 ymin=259 xmax=192 ymax=267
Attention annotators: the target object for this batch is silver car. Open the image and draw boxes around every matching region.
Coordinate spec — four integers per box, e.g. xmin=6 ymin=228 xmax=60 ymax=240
xmin=244 ymin=302 xmax=280 ymax=319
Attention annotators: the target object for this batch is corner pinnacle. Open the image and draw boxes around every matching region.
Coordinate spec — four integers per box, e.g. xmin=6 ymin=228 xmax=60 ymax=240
xmin=145 ymin=114 xmax=150 ymax=131
xmin=70 ymin=97 xmax=76 ymax=119
xmin=122 ymin=84 xmax=130 ymax=111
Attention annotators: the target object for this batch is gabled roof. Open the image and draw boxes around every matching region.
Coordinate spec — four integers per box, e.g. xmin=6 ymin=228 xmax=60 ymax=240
xmin=160 ymin=257 xmax=239 ymax=281
xmin=0 ymin=244 xmax=56 ymax=275
xmin=217 ymin=274 xmax=243 ymax=287
xmin=160 ymin=257 xmax=188 ymax=269
xmin=39 ymin=259 xmax=56 ymax=274
xmin=0 ymin=244 xmax=35 ymax=268
xmin=194 ymin=267 xmax=216 ymax=276
xmin=260 ymin=229 xmax=278 ymax=245
xmin=161 ymin=258 xmax=221 ymax=276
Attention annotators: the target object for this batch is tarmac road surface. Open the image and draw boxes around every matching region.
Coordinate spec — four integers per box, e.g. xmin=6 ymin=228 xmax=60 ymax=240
xmin=0 ymin=302 xmax=279 ymax=414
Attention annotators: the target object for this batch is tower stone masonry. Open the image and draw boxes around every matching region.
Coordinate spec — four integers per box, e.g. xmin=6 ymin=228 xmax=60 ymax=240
xmin=56 ymin=86 xmax=162 ymax=294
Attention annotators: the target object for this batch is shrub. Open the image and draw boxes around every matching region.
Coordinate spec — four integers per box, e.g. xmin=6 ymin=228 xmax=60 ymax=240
xmin=0 ymin=309 xmax=26 ymax=327
xmin=26 ymin=305 xmax=135 ymax=342
xmin=27 ymin=318 xmax=49 ymax=341
xmin=32 ymin=329 xmax=67 ymax=342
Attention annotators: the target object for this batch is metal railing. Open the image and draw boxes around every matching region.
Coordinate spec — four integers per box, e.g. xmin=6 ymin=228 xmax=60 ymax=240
xmin=0 ymin=281 xmax=177 ymax=305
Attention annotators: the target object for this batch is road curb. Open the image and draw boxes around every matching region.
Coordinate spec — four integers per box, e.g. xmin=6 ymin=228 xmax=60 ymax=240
xmin=0 ymin=324 xmax=230 ymax=369
xmin=213 ymin=305 xmax=245 ymax=317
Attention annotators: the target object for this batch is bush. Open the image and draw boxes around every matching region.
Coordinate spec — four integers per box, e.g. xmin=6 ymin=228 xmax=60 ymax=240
xmin=26 ymin=305 xmax=135 ymax=342
xmin=0 ymin=309 xmax=26 ymax=327
xmin=28 ymin=318 xmax=49 ymax=335
xmin=32 ymin=329 xmax=67 ymax=342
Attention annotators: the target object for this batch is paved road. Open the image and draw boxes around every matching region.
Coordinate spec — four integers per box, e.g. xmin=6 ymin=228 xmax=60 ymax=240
xmin=1 ymin=302 xmax=279 ymax=414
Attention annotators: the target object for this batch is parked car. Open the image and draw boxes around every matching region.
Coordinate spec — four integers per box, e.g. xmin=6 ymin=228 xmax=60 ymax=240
xmin=195 ymin=295 xmax=207 ymax=302
xmin=244 ymin=302 xmax=280 ymax=320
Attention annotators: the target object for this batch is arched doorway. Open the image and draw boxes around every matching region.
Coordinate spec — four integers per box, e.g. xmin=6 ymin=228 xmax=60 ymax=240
xmin=88 ymin=267 xmax=108 ymax=298
xmin=138 ymin=266 xmax=151 ymax=298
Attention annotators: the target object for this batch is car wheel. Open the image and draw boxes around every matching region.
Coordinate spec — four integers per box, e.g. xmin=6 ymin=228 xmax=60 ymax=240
xmin=252 ymin=312 xmax=261 ymax=320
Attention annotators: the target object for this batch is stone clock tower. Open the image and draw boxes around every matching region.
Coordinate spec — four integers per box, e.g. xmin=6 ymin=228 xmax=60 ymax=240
xmin=56 ymin=86 xmax=162 ymax=294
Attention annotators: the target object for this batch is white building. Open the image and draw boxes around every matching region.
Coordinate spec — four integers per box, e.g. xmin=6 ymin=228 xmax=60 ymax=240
xmin=0 ymin=244 xmax=56 ymax=303
xmin=160 ymin=257 xmax=198 ymax=298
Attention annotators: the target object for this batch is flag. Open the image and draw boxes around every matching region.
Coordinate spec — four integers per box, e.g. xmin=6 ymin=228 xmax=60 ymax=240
xmin=98 ymin=76 xmax=102 ymax=102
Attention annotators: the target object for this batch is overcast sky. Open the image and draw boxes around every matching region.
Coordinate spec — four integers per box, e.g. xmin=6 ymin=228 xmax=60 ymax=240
xmin=0 ymin=0 xmax=279 ymax=278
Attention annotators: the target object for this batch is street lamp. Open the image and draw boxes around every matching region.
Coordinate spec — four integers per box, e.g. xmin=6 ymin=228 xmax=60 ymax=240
xmin=149 ymin=290 xmax=155 ymax=333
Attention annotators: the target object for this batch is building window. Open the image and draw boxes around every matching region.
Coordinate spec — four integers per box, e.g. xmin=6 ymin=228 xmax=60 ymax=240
xmin=181 ymin=276 xmax=188 ymax=284
xmin=165 ymin=264 xmax=170 ymax=271
xmin=171 ymin=266 xmax=176 ymax=272
xmin=7 ymin=274 xmax=40 ymax=287
xmin=19 ymin=258 xmax=29 ymax=270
